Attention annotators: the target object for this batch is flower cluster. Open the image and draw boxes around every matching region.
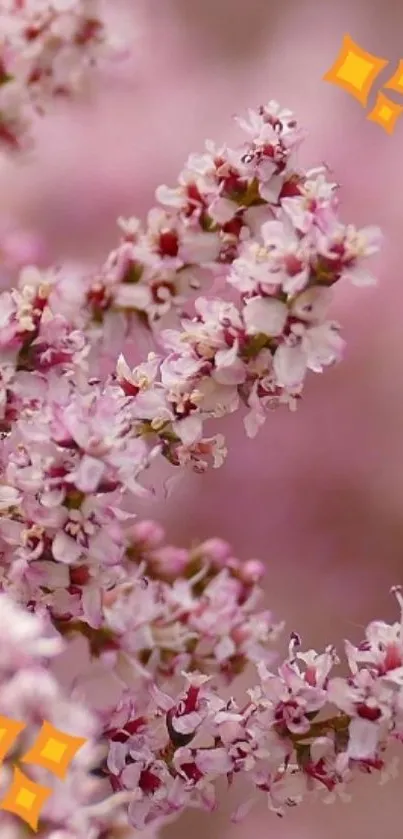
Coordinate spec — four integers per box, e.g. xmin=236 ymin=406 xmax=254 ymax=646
xmin=0 ymin=98 xmax=396 ymax=837
xmin=0 ymin=102 xmax=381 ymax=473
xmin=114 ymin=182 xmax=380 ymax=461
xmin=103 ymin=592 xmax=403 ymax=829
xmin=0 ymin=454 xmax=280 ymax=683
xmin=0 ymin=0 xmax=117 ymax=153
xmin=81 ymin=104 xmax=380 ymax=334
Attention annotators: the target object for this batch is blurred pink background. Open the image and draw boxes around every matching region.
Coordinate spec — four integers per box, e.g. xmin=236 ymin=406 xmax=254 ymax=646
xmin=2 ymin=1 xmax=403 ymax=836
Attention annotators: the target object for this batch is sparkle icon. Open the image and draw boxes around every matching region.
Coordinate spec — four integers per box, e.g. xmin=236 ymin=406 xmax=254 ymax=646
xmin=0 ymin=716 xmax=26 ymax=763
xmin=323 ymin=34 xmax=389 ymax=106
xmin=0 ymin=766 xmax=52 ymax=832
xmin=20 ymin=720 xmax=88 ymax=780
xmin=384 ymin=59 xmax=403 ymax=96
xmin=367 ymin=91 xmax=403 ymax=134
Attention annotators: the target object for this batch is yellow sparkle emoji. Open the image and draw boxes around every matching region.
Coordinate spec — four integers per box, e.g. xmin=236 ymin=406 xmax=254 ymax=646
xmin=0 ymin=716 xmax=26 ymax=763
xmin=0 ymin=766 xmax=52 ymax=832
xmin=323 ymin=34 xmax=389 ymax=106
xmin=367 ymin=91 xmax=403 ymax=134
xmin=20 ymin=721 xmax=88 ymax=780
xmin=384 ymin=59 xmax=403 ymax=96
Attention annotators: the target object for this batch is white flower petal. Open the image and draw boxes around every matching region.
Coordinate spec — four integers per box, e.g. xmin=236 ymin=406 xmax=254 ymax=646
xmin=243 ymin=298 xmax=288 ymax=337
xmin=273 ymin=344 xmax=307 ymax=387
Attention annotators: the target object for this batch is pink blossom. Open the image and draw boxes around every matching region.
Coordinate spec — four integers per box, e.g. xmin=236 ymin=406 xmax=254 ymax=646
xmin=0 ymin=0 xmax=121 ymax=153
xmin=0 ymin=96 xmax=396 ymax=837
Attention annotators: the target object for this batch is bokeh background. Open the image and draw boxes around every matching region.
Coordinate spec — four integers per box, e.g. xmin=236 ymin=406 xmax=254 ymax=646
xmin=2 ymin=1 xmax=403 ymax=836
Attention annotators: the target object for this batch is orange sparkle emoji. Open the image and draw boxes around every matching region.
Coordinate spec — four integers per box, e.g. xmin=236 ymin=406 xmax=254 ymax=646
xmin=0 ymin=766 xmax=52 ymax=832
xmin=367 ymin=91 xmax=403 ymax=134
xmin=323 ymin=34 xmax=389 ymax=106
xmin=20 ymin=721 xmax=88 ymax=780
xmin=0 ymin=716 xmax=26 ymax=763
xmin=384 ymin=59 xmax=403 ymax=96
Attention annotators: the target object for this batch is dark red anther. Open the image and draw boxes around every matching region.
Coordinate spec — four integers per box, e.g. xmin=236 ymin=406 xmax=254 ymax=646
xmin=180 ymin=762 xmax=203 ymax=783
xmin=186 ymin=183 xmax=204 ymax=205
xmin=118 ymin=379 xmax=140 ymax=397
xmin=105 ymin=728 xmax=130 ymax=744
xmin=184 ymin=685 xmax=199 ymax=713
xmin=139 ymin=769 xmax=162 ymax=795
xmin=279 ymin=179 xmax=302 ymax=200
xmin=304 ymin=759 xmax=336 ymax=792
xmin=158 ymin=231 xmax=179 ymax=258
xmin=223 ymin=216 xmax=244 ymax=237
xmin=69 ymin=565 xmax=90 ymax=586
xmin=125 ymin=717 xmax=147 ymax=735
xmin=87 ymin=284 xmax=111 ymax=311
xmin=356 ymin=703 xmax=382 ymax=722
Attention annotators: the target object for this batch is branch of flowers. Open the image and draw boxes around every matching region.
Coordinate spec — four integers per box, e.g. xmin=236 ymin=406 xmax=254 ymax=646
xmin=105 ymin=106 xmax=381 ymax=461
xmin=3 ymin=569 xmax=403 ymax=834
xmin=0 ymin=0 xmax=121 ymax=154
xmin=0 ymin=485 xmax=281 ymax=687
xmin=1 ymin=102 xmax=378 ymax=342
xmin=0 ymin=104 xmax=381 ymax=663
xmin=98 ymin=591 xmax=403 ymax=829
xmin=0 ymin=98 xmax=391 ymax=835
xmin=0 ymin=162 xmax=382 ymax=477
xmin=0 ymin=101 xmax=302 ymax=346
xmin=68 ymin=103 xmax=307 ymax=330
xmin=65 ymin=102 xmax=381 ymax=334
xmin=0 ymin=270 xmax=278 ymax=690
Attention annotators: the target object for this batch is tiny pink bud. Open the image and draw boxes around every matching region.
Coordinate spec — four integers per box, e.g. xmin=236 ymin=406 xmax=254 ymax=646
xmin=130 ymin=520 xmax=165 ymax=548
xmin=200 ymin=538 xmax=232 ymax=566
xmin=153 ymin=546 xmax=189 ymax=575
xmin=239 ymin=559 xmax=265 ymax=584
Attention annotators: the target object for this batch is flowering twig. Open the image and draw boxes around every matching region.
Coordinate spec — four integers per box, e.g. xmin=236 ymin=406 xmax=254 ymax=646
xmin=0 ymin=100 xmax=396 ymax=837
xmin=0 ymin=102 xmax=381 ymax=475
xmin=97 ymin=590 xmax=403 ymax=828
xmin=0 ymin=0 xmax=119 ymax=153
